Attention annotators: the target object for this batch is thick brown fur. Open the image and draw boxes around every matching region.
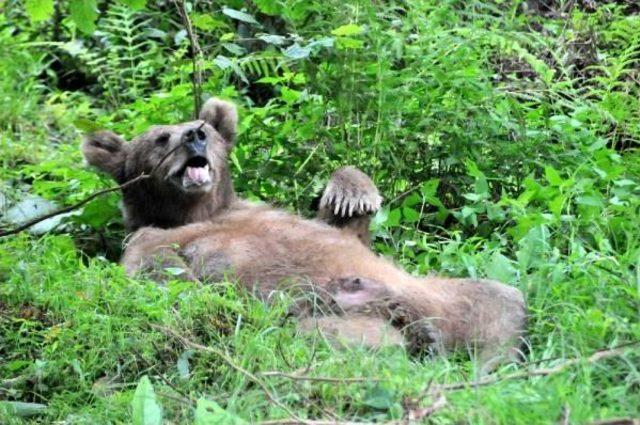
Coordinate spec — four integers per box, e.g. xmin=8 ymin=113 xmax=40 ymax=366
xmin=82 ymin=98 xmax=527 ymax=365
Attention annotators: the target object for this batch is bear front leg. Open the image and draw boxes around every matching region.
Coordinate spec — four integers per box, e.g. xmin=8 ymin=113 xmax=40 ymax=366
xmin=316 ymin=166 xmax=382 ymax=246
xmin=121 ymin=226 xmax=198 ymax=283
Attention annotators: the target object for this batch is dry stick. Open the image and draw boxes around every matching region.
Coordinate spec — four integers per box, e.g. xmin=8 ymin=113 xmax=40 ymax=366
xmin=152 ymin=324 xmax=306 ymax=424
xmin=0 ymin=140 xmax=184 ymax=238
xmin=173 ymin=0 xmax=203 ymax=119
xmin=259 ymin=370 xmax=383 ymax=383
xmin=427 ymin=342 xmax=640 ymax=395
xmin=258 ymin=421 xmax=390 ymax=425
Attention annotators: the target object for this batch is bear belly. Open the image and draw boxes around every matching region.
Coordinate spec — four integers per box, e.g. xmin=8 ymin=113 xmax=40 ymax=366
xmin=176 ymin=207 xmax=404 ymax=294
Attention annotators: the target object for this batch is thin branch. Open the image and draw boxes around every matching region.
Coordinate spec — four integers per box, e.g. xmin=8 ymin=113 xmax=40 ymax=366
xmin=427 ymin=342 xmax=640 ymax=395
xmin=405 ymin=393 xmax=447 ymax=422
xmin=258 ymin=421 xmax=387 ymax=425
xmin=173 ymin=0 xmax=203 ymax=118
xmin=259 ymin=371 xmax=383 ymax=383
xmin=152 ymin=324 xmax=306 ymax=424
xmin=0 ymin=140 xmax=185 ymax=238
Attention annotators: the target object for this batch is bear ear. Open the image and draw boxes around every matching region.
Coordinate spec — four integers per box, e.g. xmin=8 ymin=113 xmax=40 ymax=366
xmin=199 ymin=98 xmax=238 ymax=146
xmin=82 ymin=131 xmax=129 ymax=182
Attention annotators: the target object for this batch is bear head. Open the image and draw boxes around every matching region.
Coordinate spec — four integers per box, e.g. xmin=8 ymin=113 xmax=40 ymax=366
xmin=82 ymin=98 xmax=238 ymax=232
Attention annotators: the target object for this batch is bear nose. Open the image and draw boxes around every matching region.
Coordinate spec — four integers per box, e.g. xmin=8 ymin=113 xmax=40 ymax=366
xmin=183 ymin=128 xmax=207 ymax=156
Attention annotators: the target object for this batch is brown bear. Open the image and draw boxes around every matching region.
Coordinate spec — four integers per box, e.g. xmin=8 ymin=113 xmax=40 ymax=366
xmin=82 ymin=98 xmax=526 ymax=365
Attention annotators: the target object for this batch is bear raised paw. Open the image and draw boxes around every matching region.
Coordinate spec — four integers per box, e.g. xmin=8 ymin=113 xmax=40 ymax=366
xmin=83 ymin=98 xmax=527 ymax=366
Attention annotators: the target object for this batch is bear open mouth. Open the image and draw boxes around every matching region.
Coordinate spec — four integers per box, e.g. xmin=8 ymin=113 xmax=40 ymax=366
xmin=179 ymin=156 xmax=212 ymax=188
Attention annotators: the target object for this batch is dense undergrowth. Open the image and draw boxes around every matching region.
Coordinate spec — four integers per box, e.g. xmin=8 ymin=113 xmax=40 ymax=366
xmin=1 ymin=0 xmax=639 ymax=423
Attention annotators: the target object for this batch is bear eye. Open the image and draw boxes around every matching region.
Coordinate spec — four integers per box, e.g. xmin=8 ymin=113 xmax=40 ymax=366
xmin=156 ymin=133 xmax=170 ymax=145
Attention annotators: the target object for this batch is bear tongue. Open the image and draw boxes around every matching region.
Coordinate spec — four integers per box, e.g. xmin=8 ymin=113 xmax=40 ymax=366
xmin=185 ymin=165 xmax=210 ymax=185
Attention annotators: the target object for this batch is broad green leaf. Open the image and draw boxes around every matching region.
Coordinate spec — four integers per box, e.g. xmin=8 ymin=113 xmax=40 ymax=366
xmin=420 ymin=178 xmax=439 ymax=198
xmin=131 ymin=376 xmax=163 ymax=425
xmin=222 ymin=42 xmax=246 ymax=56
xmin=544 ymin=166 xmax=562 ymax=187
xmin=25 ymin=0 xmax=54 ymax=22
xmin=164 ymin=267 xmax=185 ymax=276
xmin=307 ymin=37 xmax=334 ymax=49
xmin=486 ymin=252 xmax=517 ymax=284
xmin=331 ymin=23 xmax=364 ymax=36
xmin=576 ymin=195 xmax=604 ymax=207
xmin=73 ymin=118 xmax=102 ymax=133
xmin=4 ymin=195 xmax=69 ymax=234
xmin=69 ymin=0 xmax=98 ymax=34
xmin=386 ymin=208 xmax=401 ymax=227
xmin=195 ymin=398 xmax=245 ymax=425
xmin=177 ymin=350 xmax=193 ymax=379
xmin=280 ymin=86 xmax=302 ymax=103
xmin=117 ymin=0 xmax=146 ymax=9
xmin=363 ymin=385 xmax=394 ymax=411
xmin=192 ymin=14 xmax=226 ymax=30
xmin=283 ymin=43 xmax=311 ymax=59
xmin=0 ymin=401 xmax=47 ymax=418
xmin=462 ymin=192 xmax=484 ymax=202
xmin=336 ymin=37 xmax=364 ymax=49
xmin=213 ymin=55 xmax=233 ymax=70
xmin=257 ymin=34 xmax=286 ymax=45
xmin=548 ymin=194 xmax=564 ymax=217
xmin=402 ymin=207 xmax=420 ymax=223
xmin=222 ymin=7 xmax=259 ymax=25
xmin=516 ymin=225 xmax=550 ymax=270
xmin=253 ymin=0 xmax=282 ymax=15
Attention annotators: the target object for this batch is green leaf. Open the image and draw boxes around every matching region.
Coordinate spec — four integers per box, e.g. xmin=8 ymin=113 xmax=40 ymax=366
xmin=257 ymin=34 xmax=286 ymax=45
xmin=283 ymin=43 xmax=311 ymax=59
xmin=0 ymin=401 xmax=47 ymax=418
xmin=131 ymin=376 xmax=163 ymax=425
xmin=402 ymin=207 xmax=421 ymax=223
xmin=222 ymin=7 xmax=259 ymax=25
xmin=548 ymin=194 xmax=564 ymax=217
xmin=192 ymin=14 xmax=226 ymax=30
xmin=516 ymin=225 xmax=550 ymax=270
xmin=462 ymin=192 xmax=484 ymax=202
xmin=73 ymin=118 xmax=102 ymax=133
xmin=164 ymin=267 xmax=186 ymax=276
xmin=117 ymin=0 xmax=146 ymax=9
xmin=213 ymin=55 xmax=233 ymax=70
xmin=69 ymin=0 xmax=98 ymax=34
xmin=194 ymin=398 xmax=245 ymax=425
xmin=363 ymin=385 xmax=394 ymax=411
xmin=420 ymin=178 xmax=439 ymax=198
xmin=253 ymin=0 xmax=282 ymax=15
xmin=336 ymin=37 xmax=364 ymax=49
xmin=25 ymin=0 xmax=54 ymax=22
xmin=544 ymin=166 xmax=562 ymax=187
xmin=331 ymin=23 xmax=364 ymax=36
xmin=486 ymin=252 xmax=517 ymax=284
xmin=176 ymin=350 xmax=193 ymax=379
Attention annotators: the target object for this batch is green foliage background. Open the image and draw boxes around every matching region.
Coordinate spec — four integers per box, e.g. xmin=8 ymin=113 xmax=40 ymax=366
xmin=1 ymin=0 xmax=639 ymax=423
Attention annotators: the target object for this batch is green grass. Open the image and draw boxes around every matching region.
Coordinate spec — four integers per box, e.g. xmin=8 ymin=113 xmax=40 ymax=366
xmin=1 ymin=227 xmax=638 ymax=423
xmin=1 ymin=0 xmax=640 ymax=423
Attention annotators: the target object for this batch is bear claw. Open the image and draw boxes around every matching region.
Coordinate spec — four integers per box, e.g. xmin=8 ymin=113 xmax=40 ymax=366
xmin=320 ymin=166 xmax=382 ymax=218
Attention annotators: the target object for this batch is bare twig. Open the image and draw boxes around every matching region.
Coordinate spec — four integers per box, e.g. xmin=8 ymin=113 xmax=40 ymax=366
xmin=587 ymin=419 xmax=640 ymax=425
xmin=559 ymin=404 xmax=571 ymax=425
xmin=0 ymin=141 xmax=184 ymax=238
xmin=258 ymin=421 xmax=389 ymax=425
xmin=427 ymin=342 xmax=639 ymax=395
xmin=405 ymin=393 xmax=447 ymax=422
xmin=173 ymin=0 xmax=203 ymax=118
xmin=259 ymin=370 xmax=383 ymax=383
xmin=152 ymin=324 xmax=306 ymax=423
